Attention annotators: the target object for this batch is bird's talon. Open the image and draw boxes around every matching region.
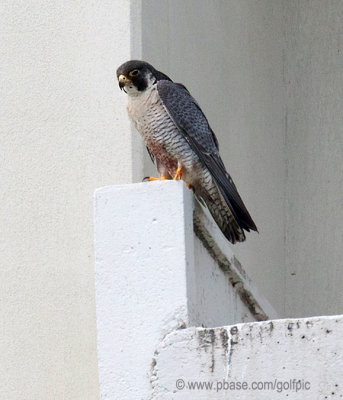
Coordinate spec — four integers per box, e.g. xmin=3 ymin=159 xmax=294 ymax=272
xmin=145 ymin=176 xmax=169 ymax=182
xmin=173 ymin=167 xmax=183 ymax=181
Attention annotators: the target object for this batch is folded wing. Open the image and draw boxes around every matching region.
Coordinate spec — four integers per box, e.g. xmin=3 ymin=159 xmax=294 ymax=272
xmin=157 ymin=80 xmax=257 ymax=233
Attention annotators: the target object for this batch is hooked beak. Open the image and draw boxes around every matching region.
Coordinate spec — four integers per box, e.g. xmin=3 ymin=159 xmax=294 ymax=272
xmin=118 ymin=74 xmax=130 ymax=90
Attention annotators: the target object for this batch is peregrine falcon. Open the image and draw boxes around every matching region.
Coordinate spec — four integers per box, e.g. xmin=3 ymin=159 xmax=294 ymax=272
xmin=116 ymin=60 xmax=257 ymax=243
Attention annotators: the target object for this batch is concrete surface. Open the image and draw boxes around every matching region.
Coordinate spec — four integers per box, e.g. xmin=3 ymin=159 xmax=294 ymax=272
xmin=94 ymin=181 xmax=275 ymax=399
xmin=151 ymin=315 xmax=343 ymax=399
xmin=95 ymin=181 xmax=195 ymax=399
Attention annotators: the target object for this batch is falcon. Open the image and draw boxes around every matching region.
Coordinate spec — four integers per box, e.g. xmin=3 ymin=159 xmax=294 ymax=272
xmin=116 ymin=60 xmax=257 ymax=243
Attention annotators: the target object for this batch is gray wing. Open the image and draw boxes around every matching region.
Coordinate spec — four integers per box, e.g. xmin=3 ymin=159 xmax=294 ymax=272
xmin=157 ymin=80 xmax=257 ymax=232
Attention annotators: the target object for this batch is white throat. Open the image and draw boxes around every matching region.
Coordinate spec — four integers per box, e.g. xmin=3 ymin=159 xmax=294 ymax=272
xmin=124 ymin=72 xmax=157 ymax=98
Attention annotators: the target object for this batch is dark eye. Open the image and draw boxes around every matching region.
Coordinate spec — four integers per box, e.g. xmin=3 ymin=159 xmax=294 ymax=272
xmin=129 ymin=69 xmax=139 ymax=77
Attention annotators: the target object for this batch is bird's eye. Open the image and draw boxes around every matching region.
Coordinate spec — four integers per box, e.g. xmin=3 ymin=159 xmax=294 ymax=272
xmin=130 ymin=69 xmax=139 ymax=77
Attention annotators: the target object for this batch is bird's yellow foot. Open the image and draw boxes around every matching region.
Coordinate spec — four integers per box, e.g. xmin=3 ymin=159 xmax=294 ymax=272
xmin=147 ymin=176 xmax=169 ymax=181
xmin=173 ymin=167 xmax=184 ymax=181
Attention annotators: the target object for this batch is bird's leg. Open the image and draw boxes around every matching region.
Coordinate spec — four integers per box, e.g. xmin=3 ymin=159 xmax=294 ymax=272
xmin=173 ymin=166 xmax=192 ymax=188
xmin=173 ymin=166 xmax=184 ymax=181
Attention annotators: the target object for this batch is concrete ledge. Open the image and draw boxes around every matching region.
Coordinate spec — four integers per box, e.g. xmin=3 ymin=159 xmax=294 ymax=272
xmin=151 ymin=315 xmax=343 ymax=399
xmin=94 ymin=181 xmax=277 ymax=398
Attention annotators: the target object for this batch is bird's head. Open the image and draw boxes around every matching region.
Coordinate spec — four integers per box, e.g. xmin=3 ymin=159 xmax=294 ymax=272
xmin=116 ymin=60 xmax=172 ymax=96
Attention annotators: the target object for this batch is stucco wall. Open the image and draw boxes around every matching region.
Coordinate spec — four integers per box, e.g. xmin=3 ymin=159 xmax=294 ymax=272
xmin=1 ymin=1 xmax=136 ymax=398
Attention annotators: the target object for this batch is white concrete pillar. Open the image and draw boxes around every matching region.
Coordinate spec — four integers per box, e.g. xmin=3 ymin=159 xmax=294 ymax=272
xmin=94 ymin=181 xmax=195 ymax=398
xmin=94 ymin=181 xmax=277 ymax=398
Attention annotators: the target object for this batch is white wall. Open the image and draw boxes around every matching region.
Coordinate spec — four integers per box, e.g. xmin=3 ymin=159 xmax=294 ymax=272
xmin=284 ymin=1 xmax=343 ymax=317
xmin=0 ymin=1 xmax=138 ymax=398
xmin=142 ymin=0 xmax=286 ymax=315
xmin=141 ymin=0 xmax=343 ymax=319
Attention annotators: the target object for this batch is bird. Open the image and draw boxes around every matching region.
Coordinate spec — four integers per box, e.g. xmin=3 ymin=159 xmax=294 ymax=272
xmin=116 ymin=60 xmax=257 ymax=243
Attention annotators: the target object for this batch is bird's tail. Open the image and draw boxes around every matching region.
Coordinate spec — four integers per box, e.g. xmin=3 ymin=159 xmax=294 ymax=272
xmin=199 ymin=181 xmax=246 ymax=244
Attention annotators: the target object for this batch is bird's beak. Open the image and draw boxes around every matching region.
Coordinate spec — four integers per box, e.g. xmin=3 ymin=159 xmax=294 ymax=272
xmin=118 ymin=74 xmax=129 ymax=90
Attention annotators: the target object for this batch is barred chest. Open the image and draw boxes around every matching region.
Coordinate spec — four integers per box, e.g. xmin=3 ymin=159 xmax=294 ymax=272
xmin=126 ymin=86 xmax=182 ymax=174
xmin=126 ymin=86 xmax=169 ymax=138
